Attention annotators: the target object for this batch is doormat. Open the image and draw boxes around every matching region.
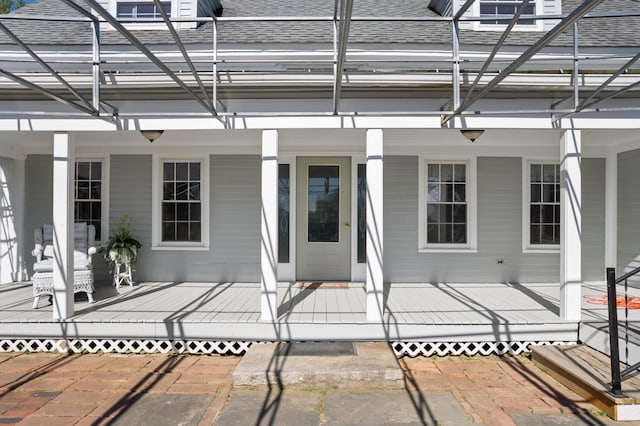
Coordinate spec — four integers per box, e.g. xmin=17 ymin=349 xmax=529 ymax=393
xmin=276 ymin=342 xmax=356 ymax=357
xmin=296 ymin=281 xmax=349 ymax=289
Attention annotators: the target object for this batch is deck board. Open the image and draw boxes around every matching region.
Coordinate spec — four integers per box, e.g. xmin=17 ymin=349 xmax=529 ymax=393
xmin=0 ymin=280 xmax=622 ymax=341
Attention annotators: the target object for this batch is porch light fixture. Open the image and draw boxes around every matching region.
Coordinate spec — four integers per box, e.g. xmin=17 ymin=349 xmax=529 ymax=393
xmin=460 ymin=129 xmax=484 ymax=143
xmin=140 ymin=130 xmax=164 ymax=143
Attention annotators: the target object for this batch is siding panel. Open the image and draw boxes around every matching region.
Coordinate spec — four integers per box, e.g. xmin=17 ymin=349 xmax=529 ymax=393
xmin=618 ymin=149 xmax=640 ymax=276
xmin=24 ymin=155 xmax=52 ymax=278
xmin=582 ymin=158 xmax=605 ymax=282
xmin=384 ymin=156 xmax=559 ymax=283
xmin=109 ymin=155 xmax=261 ymax=282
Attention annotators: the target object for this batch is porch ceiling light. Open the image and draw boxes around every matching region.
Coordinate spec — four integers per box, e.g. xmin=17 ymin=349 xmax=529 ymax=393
xmin=140 ymin=130 xmax=164 ymax=143
xmin=460 ymin=129 xmax=484 ymax=143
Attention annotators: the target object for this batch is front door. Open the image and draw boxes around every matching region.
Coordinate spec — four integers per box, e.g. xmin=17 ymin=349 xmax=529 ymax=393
xmin=296 ymin=157 xmax=351 ymax=281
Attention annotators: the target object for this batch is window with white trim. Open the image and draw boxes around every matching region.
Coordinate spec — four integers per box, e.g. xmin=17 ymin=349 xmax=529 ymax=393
xmin=117 ymin=1 xmax=171 ymax=18
xmin=419 ymin=159 xmax=477 ymax=252
xmin=527 ymin=162 xmax=560 ymax=246
xmin=74 ymin=160 xmax=103 ymax=240
xmin=473 ymin=0 xmax=542 ymax=31
xmin=161 ymin=161 xmax=203 ymax=243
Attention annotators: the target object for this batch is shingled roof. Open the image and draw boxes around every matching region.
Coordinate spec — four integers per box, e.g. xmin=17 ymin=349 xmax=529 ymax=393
xmin=1 ymin=0 xmax=639 ymax=47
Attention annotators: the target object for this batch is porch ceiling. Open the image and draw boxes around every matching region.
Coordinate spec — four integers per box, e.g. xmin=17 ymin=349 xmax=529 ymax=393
xmin=0 ymin=1 xmax=637 ymax=127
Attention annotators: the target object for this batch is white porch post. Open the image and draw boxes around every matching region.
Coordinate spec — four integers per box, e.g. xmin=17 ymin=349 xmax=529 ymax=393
xmin=605 ymin=152 xmax=617 ymax=273
xmin=52 ymin=132 xmax=75 ymax=320
xmin=560 ymin=129 xmax=582 ymax=321
xmin=366 ymin=129 xmax=384 ymax=321
xmin=260 ymin=130 xmax=278 ymax=321
xmin=0 ymin=157 xmax=24 ymax=283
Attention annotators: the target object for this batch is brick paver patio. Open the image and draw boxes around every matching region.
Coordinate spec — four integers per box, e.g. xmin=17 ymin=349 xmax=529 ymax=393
xmin=0 ymin=350 xmax=615 ymax=425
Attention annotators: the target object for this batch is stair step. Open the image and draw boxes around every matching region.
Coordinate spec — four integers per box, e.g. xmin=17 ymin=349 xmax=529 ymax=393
xmin=533 ymin=344 xmax=640 ymax=421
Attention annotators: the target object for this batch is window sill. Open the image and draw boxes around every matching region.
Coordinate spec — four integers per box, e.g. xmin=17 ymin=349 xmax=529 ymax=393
xmin=523 ymin=247 xmax=560 ymax=254
xmin=419 ymin=248 xmax=478 ymax=254
xmin=152 ymin=245 xmax=209 ymax=251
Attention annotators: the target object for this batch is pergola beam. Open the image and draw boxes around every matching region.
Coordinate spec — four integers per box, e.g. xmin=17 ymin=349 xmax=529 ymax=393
xmin=442 ymin=0 xmax=604 ymax=125
xmin=75 ymin=0 xmax=217 ymax=117
xmin=332 ymin=0 xmax=353 ymax=115
xmin=154 ymin=0 xmax=215 ymax=114
xmin=0 ymin=67 xmax=96 ymax=116
xmin=579 ymin=51 xmax=640 ymax=110
xmin=0 ymin=21 xmax=97 ymax=114
xmin=453 ymin=0 xmax=476 ymax=21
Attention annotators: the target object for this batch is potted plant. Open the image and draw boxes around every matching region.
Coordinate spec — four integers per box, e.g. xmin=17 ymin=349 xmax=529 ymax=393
xmin=98 ymin=215 xmax=142 ymax=287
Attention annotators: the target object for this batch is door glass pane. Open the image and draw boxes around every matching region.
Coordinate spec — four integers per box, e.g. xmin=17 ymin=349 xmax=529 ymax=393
xmin=308 ymin=165 xmax=339 ymax=243
xmin=278 ymin=164 xmax=290 ymax=263
xmin=357 ymin=164 xmax=366 ymax=263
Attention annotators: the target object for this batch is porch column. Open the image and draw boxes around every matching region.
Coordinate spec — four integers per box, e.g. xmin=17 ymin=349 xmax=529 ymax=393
xmin=260 ymin=130 xmax=278 ymax=322
xmin=560 ymin=129 xmax=581 ymax=321
xmin=605 ymin=152 xmax=617 ymax=273
xmin=0 ymin=157 xmax=25 ymax=283
xmin=366 ymin=129 xmax=384 ymax=321
xmin=52 ymin=132 xmax=75 ymax=320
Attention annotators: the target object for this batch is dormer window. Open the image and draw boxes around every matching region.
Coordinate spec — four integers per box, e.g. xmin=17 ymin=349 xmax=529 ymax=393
xmin=479 ymin=0 xmax=535 ymax=25
xmin=117 ymin=1 xmax=171 ymax=19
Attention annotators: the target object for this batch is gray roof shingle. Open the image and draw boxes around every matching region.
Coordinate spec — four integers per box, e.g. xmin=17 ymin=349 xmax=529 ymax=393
xmin=0 ymin=0 xmax=638 ymax=47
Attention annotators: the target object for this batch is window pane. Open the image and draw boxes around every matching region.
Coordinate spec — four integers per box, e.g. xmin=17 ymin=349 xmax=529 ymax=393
xmin=440 ymin=224 xmax=452 ymax=243
xmin=541 ymin=225 xmax=555 ymax=243
xmin=176 ymin=182 xmax=189 ymax=200
xmin=91 ymin=201 xmax=101 ymax=220
xmin=543 ymin=164 xmax=556 ymax=183
xmin=190 ymin=222 xmax=201 ymax=242
xmin=441 ymin=164 xmax=453 ymax=182
xmin=542 ymin=184 xmax=555 ymax=203
xmin=162 ymin=222 xmax=175 ymax=241
xmin=162 ymin=202 xmax=175 ymax=221
xmin=531 ymin=184 xmax=541 ymax=202
xmin=176 ymin=203 xmax=189 ymax=221
xmin=189 ymin=162 xmax=200 ymax=181
xmin=453 ymin=225 xmax=466 ymax=243
xmin=442 ymin=204 xmax=452 ymax=222
xmin=176 ymin=163 xmax=189 ymax=180
xmin=454 ymin=184 xmax=466 ymax=202
xmin=427 ymin=224 xmax=438 ymax=243
xmin=427 ymin=183 xmax=439 ymax=202
xmin=554 ymin=205 xmax=560 ymax=223
xmin=530 ymin=205 xmax=540 ymax=223
xmin=90 ymin=182 xmax=101 ymax=200
xmin=454 ymin=164 xmax=466 ymax=182
xmin=189 ymin=182 xmax=200 ymax=201
xmin=190 ymin=203 xmax=201 ymax=221
xmin=77 ymin=182 xmax=90 ymax=199
xmin=76 ymin=162 xmax=90 ymax=180
xmin=90 ymin=162 xmax=101 ymax=180
xmin=453 ymin=204 xmax=466 ymax=223
xmin=530 ymin=225 xmax=541 ymax=244
xmin=427 ymin=204 xmax=439 ymax=223
xmin=163 ymin=182 xmax=175 ymax=201
xmin=176 ymin=222 xmax=189 ymax=241
xmin=163 ymin=162 xmax=174 ymax=180
xmin=428 ymin=164 xmax=439 ymax=180
xmin=531 ymin=164 xmax=541 ymax=182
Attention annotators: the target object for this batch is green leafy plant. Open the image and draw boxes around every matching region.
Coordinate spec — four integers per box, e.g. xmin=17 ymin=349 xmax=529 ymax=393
xmin=98 ymin=215 xmax=142 ymax=269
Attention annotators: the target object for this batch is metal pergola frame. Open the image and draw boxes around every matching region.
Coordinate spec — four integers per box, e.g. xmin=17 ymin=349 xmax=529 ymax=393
xmin=0 ymin=0 xmax=638 ymax=125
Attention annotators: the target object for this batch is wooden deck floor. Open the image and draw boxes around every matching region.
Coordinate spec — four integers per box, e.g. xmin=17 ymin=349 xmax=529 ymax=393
xmin=0 ymin=281 xmax=633 ymax=342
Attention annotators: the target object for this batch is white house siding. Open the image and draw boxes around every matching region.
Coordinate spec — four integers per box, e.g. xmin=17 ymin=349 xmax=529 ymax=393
xmin=384 ymin=155 xmax=606 ymax=283
xmin=24 ymin=155 xmax=53 ymax=279
xmin=618 ymin=149 xmax=640 ymax=278
xmin=582 ymin=158 xmax=605 ymax=282
xmin=109 ymin=154 xmax=261 ymax=282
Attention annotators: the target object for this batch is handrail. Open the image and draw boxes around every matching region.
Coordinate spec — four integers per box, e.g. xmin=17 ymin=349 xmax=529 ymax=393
xmin=607 ymin=266 xmax=640 ymax=396
xmin=616 ymin=265 xmax=640 ymax=284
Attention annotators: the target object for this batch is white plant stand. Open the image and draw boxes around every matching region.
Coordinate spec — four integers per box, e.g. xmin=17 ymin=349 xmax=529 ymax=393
xmin=113 ymin=251 xmax=134 ymax=289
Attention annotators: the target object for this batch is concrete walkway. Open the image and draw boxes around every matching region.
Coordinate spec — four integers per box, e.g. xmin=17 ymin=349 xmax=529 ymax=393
xmin=0 ymin=346 xmax=638 ymax=425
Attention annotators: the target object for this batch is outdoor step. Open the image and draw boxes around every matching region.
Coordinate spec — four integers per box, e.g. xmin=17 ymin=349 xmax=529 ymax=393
xmin=579 ymin=321 xmax=640 ymax=365
xmin=532 ymin=344 xmax=640 ymax=421
xmin=233 ymin=342 xmax=405 ymax=389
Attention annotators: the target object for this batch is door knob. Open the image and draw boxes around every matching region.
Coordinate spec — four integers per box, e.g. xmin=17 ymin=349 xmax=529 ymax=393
xmin=344 ymin=223 xmax=351 ymax=229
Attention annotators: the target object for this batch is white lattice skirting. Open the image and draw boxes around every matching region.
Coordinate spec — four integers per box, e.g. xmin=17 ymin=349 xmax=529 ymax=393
xmin=0 ymin=339 xmax=573 ymax=356
xmin=392 ymin=341 xmax=576 ymax=357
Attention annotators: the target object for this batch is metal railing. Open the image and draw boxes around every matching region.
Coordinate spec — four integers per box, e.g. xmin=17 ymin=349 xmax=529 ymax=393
xmin=607 ymin=265 xmax=640 ymax=396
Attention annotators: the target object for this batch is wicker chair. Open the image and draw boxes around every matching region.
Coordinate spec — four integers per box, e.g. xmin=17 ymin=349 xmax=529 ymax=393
xmin=31 ymin=223 xmax=96 ymax=309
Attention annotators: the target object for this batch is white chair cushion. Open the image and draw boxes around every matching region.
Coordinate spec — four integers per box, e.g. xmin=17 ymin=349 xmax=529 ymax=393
xmin=33 ymin=253 xmax=92 ymax=273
